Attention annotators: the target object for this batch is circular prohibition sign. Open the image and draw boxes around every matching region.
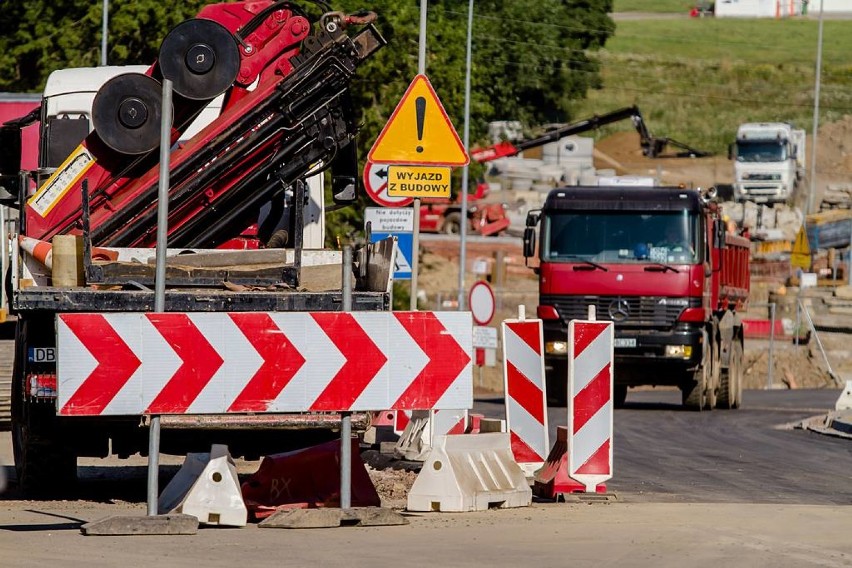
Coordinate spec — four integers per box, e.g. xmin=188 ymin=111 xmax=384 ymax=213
xmin=468 ymin=280 xmax=496 ymax=326
xmin=363 ymin=161 xmax=414 ymax=208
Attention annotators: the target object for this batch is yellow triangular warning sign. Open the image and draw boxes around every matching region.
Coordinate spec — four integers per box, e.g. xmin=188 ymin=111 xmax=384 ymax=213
xmin=790 ymin=225 xmax=811 ymax=271
xmin=368 ymin=74 xmax=469 ymax=167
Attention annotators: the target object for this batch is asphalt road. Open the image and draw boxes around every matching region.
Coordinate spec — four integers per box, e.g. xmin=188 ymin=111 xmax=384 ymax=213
xmin=475 ymin=388 xmax=852 ymax=505
xmin=0 ymin=389 xmax=850 ymax=567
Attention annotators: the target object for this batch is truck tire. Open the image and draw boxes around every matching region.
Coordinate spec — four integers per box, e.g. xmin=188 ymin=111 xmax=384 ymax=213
xmin=545 ymin=361 xmax=568 ymax=406
xmin=682 ymin=333 xmax=711 ymax=410
xmin=442 ymin=212 xmax=462 ymax=235
xmin=12 ymin=403 xmax=77 ymax=497
xmin=614 ymin=385 xmax=628 ymax=408
xmin=718 ymin=336 xmax=744 ymax=409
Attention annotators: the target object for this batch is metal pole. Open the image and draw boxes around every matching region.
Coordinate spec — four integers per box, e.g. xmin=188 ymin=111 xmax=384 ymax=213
xmin=147 ymin=78 xmax=172 ymax=517
xmin=768 ymin=302 xmax=776 ymax=389
xmin=807 ymin=0 xmax=824 ymax=215
xmin=410 ymin=0 xmax=427 ymax=312
xmin=457 ymin=0 xmax=474 ymax=311
xmin=340 ymin=246 xmax=353 ymax=509
xmin=101 ymin=0 xmax=109 ymax=66
xmin=411 ymin=199 xmax=420 ymax=310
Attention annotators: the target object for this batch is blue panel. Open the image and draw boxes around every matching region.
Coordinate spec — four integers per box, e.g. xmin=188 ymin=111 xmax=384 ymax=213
xmin=372 ymin=231 xmax=413 ymax=280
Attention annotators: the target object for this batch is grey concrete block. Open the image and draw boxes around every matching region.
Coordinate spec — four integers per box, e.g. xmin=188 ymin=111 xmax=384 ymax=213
xmin=259 ymin=508 xmax=407 ymax=529
xmin=81 ymin=514 xmax=198 ymax=536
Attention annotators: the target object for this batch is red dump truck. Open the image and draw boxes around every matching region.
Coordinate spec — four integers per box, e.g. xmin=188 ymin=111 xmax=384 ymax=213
xmin=523 ymin=185 xmax=750 ymax=409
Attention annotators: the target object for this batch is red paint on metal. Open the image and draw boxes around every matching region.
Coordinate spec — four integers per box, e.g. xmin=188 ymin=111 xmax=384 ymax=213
xmin=59 ymin=314 xmax=141 ymax=415
xmin=572 ymin=364 xmax=611 ymax=433
xmin=145 ymin=314 xmax=224 ymax=414
xmin=391 ymin=312 xmax=470 ymax=409
xmin=574 ymin=439 xmax=611 ymax=475
xmin=227 ymin=312 xmax=305 ymax=412
xmin=506 ymin=360 xmax=546 ymax=424
xmin=572 ymin=322 xmax=609 ymax=358
xmin=309 ymin=313 xmax=388 ymax=411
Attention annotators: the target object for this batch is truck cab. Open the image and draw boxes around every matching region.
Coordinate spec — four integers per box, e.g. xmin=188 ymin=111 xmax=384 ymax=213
xmin=731 ymin=122 xmax=805 ymax=204
xmin=523 ymin=185 xmax=748 ymax=410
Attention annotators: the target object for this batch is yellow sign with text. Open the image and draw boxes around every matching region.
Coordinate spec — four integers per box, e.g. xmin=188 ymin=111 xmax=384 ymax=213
xmin=387 ymin=166 xmax=451 ymax=198
xmin=368 ymin=74 xmax=469 ymax=167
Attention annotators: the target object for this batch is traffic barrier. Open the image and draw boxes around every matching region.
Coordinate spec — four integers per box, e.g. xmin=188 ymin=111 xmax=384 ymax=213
xmin=502 ymin=318 xmax=549 ymax=476
xmin=837 ymin=380 xmax=852 ymax=411
xmin=465 ymin=413 xmax=485 ymax=434
xmin=533 ymin=426 xmax=606 ymax=499
xmin=241 ymin=437 xmax=380 ymax=518
xmin=364 ymin=410 xmax=399 ymax=445
xmin=394 ymin=408 xmax=467 ymax=461
xmin=406 ymin=432 xmax=531 ymax=512
xmin=157 ymin=444 xmax=247 ymax=527
xmin=567 ymin=319 xmax=614 ymax=492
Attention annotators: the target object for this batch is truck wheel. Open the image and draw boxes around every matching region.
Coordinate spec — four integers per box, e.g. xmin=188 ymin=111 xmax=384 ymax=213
xmin=442 ymin=212 xmax=462 ymax=235
xmin=682 ymin=333 xmax=712 ymax=410
xmin=718 ymin=341 xmax=736 ymax=409
xmin=614 ymin=385 xmax=628 ymax=408
xmin=545 ymin=361 xmax=568 ymax=407
xmin=730 ymin=338 xmax=744 ymax=409
xmin=12 ymin=404 xmax=77 ymax=497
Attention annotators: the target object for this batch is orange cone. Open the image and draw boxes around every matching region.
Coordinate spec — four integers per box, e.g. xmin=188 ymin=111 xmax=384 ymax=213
xmin=18 ymin=235 xmax=53 ymax=269
xmin=18 ymin=235 xmax=119 ymax=271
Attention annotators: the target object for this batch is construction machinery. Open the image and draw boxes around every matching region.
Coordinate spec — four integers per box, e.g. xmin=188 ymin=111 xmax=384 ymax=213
xmin=0 ymin=1 xmax=390 ymax=495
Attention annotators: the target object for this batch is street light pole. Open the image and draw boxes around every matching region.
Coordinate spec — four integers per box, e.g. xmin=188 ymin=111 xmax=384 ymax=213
xmin=457 ymin=0 xmax=474 ymax=310
xmin=807 ymin=0 xmax=824 ymax=216
xmin=101 ymin=0 xmax=109 ymax=66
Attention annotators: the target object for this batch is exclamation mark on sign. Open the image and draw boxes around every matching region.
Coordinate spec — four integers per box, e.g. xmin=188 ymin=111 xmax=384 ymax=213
xmin=415 ymin=96 xmax=426 ymax=153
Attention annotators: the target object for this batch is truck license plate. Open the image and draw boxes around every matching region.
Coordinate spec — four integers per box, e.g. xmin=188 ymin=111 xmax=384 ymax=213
xmin=614 ymin=338 xmax=636 ymax=348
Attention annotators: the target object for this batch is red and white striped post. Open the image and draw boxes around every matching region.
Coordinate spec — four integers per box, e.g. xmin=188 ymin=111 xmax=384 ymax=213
xmin=567 ymin=306 xmax=614 ymax=492
xmin=503 ymin=306 xmax=549 ymax=475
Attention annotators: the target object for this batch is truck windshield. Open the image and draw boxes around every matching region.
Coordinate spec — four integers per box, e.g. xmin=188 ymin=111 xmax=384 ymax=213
xmin=542 ymin=210 xmax=699 ymax=265
xmin=736 ymin=140 xmax=787 ymax=163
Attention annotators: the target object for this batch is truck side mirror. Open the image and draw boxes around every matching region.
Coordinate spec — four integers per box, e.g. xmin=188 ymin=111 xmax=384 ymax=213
xmin=523 ymin=227 xmax=536 ymax=258
xmin=331 ymin=141 xmax=358 ymax=205
xmin=727 ymin=143 xmax=734 ymax=160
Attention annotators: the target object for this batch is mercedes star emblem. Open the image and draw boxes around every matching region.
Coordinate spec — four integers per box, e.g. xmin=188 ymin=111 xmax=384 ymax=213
xmin=608 ymin=299 xmax=630 ymax=322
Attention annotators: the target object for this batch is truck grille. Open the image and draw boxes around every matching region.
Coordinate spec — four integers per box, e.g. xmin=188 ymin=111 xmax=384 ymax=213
xmin=541 ymin=295 xmax=701 ymax=328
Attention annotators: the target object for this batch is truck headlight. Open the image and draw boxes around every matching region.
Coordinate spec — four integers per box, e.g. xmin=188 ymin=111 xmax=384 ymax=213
xmin=545 ymin=341 xmax=568 ymax=355
xmin=665 ymin=345 xmax=692 ymax=358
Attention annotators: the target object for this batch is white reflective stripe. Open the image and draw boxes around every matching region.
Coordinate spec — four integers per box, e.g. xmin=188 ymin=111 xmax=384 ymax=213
xmin=507 ymin=395 xmax=548 ymax=460
xmin=505 ymin=324 xmax=544 ymax=389
xmin=56 ymin=318 xmax=96 ymax=409
xmin=571 ymin=403 xmax=612 ymax=474
xmin=573 ymin=327 xmax=612 ymax=396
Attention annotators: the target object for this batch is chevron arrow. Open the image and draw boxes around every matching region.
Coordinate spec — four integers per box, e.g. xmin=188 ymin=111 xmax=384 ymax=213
xmin=227 ymin=312 xmax=306 ymax=412
xmin=309 ymin=313 xmax=388 ymax=411
xmin=392 ymin=312 xmax=471 ymax=409
xmin=145 ymin=314 xmax=224 ymax=414
xmin=59 ymin=314 xmax=142 ymax=415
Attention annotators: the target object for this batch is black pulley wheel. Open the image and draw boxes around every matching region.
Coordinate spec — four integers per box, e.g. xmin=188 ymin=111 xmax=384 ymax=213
xmin=92 ymin=73 xmax=166 ymax=155
xmin=159 ymin=18 xmax=240 ymax=100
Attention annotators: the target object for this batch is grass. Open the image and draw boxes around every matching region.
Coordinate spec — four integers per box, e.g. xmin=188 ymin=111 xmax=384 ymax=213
xmin=571 ymin=17 xmax=852 ymax=154
xmin=613 ymin=0 xmax=696 ymax=13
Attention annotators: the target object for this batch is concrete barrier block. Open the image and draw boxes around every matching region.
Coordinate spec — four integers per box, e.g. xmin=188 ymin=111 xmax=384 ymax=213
xmin=406 ymin=432 xmax=531 ymax=512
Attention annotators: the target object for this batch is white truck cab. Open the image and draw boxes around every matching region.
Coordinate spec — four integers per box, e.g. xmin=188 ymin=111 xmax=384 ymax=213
xmin=731 ymin=122 xmax=805 ymax=204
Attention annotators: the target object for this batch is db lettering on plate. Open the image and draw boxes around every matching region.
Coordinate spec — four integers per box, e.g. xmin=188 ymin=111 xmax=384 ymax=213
xmin=28 ymin=347 xmax=56 ymax=363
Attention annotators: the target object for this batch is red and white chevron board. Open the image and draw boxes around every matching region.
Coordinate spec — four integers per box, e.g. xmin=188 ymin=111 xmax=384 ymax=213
xmin=502 ymin=319 xmax=549 ymax=473
xmin=567 ymin=319 xmax=614 ymax=491
xmin=57 ymin=311 xmax=472 ymax=416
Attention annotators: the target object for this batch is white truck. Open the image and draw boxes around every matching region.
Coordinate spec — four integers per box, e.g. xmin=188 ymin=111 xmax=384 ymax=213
xmin=730 ymin=122 xmax=805 ymax=204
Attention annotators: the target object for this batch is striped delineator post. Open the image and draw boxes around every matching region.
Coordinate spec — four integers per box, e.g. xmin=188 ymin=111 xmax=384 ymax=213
xmin=502 ymin=317 xmax=549 ymax=475
xmin=567 ymin=319 xmax=614 ymax=492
